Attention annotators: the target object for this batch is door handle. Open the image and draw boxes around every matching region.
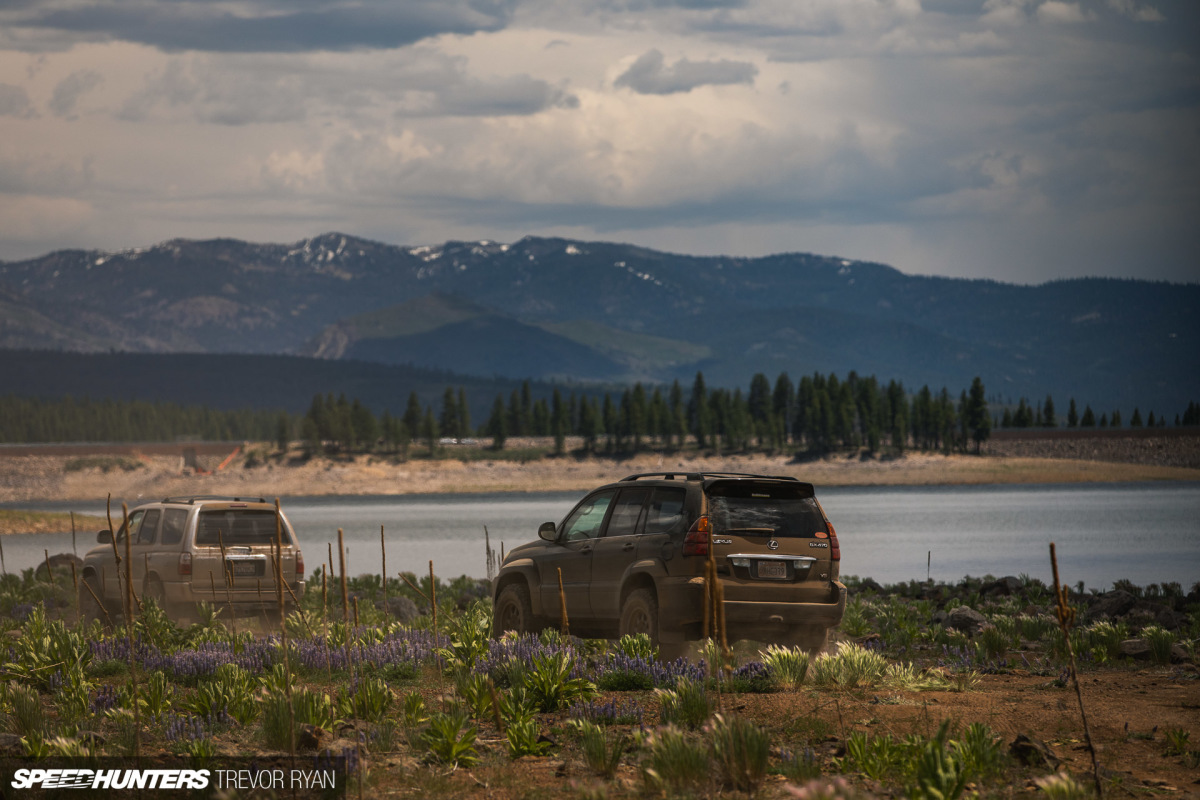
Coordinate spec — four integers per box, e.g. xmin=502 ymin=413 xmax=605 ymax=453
xmin=622 ymin=543 xmax=635 ymax=552
xmin=580 ymin=546 xmax=592 ymax=555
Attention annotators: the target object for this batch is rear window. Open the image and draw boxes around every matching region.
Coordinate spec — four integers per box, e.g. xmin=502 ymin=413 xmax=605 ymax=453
xmin=706 ymin=482 xmax=828 ymax=538
xmin=196 ymin=510 xmax=293 ymax=546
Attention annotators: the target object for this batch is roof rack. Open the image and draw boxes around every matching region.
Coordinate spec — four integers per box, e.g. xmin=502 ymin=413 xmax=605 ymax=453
xmin=620 ymin=472 xmax=705 ymax=482
xmin=620 ymin=471 xmax=799 ymax=483
xmin=161 ymin=495 xmax=269 ymax=504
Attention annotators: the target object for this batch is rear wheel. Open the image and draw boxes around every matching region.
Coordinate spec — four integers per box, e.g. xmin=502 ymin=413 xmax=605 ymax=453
xmin=493 ymin=582 xmax=536 ymax=636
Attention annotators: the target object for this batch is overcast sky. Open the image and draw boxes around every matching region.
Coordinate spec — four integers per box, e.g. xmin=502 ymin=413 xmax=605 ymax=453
xmin=1 ymin=0 xmax=1197 ymax=284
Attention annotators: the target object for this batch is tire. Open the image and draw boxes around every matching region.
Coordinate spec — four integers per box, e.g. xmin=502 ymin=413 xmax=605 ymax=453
xmin=493 ymin=582 xmax=535 ymax=636
xmin=618 ymin=588 xmax=659 ymax=642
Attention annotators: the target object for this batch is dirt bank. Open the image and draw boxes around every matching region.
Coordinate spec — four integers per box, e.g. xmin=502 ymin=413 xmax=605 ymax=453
xmin=1 ymin=444 xmax=1198 ymax=508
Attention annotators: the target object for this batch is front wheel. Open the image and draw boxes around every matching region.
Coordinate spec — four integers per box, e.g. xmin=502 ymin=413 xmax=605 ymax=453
xmin=619 ymin=588 xmax=659 ymax=641
xmin=493 ymin=582 xmax=536 ymax=636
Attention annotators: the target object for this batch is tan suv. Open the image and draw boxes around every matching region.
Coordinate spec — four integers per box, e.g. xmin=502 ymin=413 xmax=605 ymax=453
xmin=492 ymin=472 xmax=846 ymax=654
xmin=80 ymin=495 xmax=306 ymax=623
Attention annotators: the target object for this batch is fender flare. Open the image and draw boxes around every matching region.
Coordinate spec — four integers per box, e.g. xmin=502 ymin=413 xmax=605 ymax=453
xmin=493 ymin=559 xmax=545 ymax=617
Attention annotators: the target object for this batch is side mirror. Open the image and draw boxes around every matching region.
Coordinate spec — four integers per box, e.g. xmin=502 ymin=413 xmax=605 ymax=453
xmin=538 ymin=522 xmax=557 ymax=542
xmin=97 ymin=530 xmax=112 ymax=544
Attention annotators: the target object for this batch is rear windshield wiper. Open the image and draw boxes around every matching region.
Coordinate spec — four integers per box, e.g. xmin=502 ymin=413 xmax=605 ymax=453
xmin=723 ymin=527 xmax=777 ymax=535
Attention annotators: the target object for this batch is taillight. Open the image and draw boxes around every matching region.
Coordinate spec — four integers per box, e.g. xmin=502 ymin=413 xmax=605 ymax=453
xmin=682 ymin=516 xmax=711 ymax=556
xmin=178 ymin=552 xmax=192 ymax=575
xmin=295 ymin=551 xmax=304 ymax=576
xmin=828 ymin=523 xmax=840 ymax=562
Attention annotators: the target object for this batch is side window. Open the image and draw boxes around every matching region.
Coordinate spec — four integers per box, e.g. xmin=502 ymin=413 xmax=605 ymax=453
xmin=645 ymin=488 xmax=687 ymax=535
xmin=161 ymin=509 xmax=188 ymax=546
xmin=605 ymin=489 xmax=649 ymax=537
xmin=560 ymin=491 xmax=615 ymax=542
xmin=137 ymin=509 xmax=161 ymax=544
xmin=119 ymin=510 xmax=144 ymax=543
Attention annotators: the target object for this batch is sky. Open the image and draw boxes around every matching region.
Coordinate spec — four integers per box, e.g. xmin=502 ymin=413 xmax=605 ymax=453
xmin=0 ymin=0 xmax=1197 ymax=284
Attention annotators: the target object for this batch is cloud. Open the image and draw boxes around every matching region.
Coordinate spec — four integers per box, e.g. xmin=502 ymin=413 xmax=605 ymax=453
xmin=1036 ymin=2 xmax=1090 ymax=24
xmin=1107 ymin=0 xmax=1164 ymax=22
xmin=614 ymin=49 xmax=757 ymax=94
xmin=0 ymin=82 xmax=34 ymax=117
xmin=48 ymin=69 xmax=103 ymax=116
xmin=14 ymin=0 xmax=511 ymax=53
xmin=426 ymin=75 xmax=579 ymax=116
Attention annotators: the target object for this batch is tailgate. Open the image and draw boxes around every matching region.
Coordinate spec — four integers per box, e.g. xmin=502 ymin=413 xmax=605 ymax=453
xmin=704 ymin=479 xmax=833 ymax=593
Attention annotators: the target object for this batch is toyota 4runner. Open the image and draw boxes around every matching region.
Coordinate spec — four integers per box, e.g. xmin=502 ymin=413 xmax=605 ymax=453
xmin=80 ymin=495 xmax=306 ymax=623
xmin=491 ymin=472 xmax=846 ymax=654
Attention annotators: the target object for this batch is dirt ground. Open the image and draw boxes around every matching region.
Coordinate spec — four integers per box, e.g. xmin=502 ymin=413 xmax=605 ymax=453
xmin=362 ymin=663 xmax=1200 ymax=799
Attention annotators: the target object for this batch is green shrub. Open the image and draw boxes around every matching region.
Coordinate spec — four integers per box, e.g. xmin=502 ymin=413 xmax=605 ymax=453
xmin=339 ymin=675 xmax=393 ymax=722
xmin=261 ymin=688 xmax=338 ymax=750
xmin=572 ymin=720 xmax=628 ymax=777
xmin=911 ymin=723 xmax=968 ymax=800
xmin=525 ymin=651 xmax=597 ymax=712
xmin=1163 ymin=728 xmax=1191 ymax=757
xmin=709 ymin=713 xmax=770 ymax=792
xmin=974 ymin=625 xmax=1009 ymax=661
xmin=760 ymin=644 xmax=810 ymax=690
xmin=640 ymin=725 xmax=709 ymax=795
xmin=1141 ymin=625 xmax=1176 ymax=665
xmin=4 ymin=682 xmax=45 ymax=738
xmin=614 ymin=633 xmax=657 ymax=661
xmin=186 ymin=664 xmax=257 ymax=724
xmin=811 ymin=642 xmax=888 ymax=689
xmin=421 ymin=708 xmax=478 ymax=766
xmin=1034 ymin=771 xmax=1091 ymax=800
xmin=505 ymin=713 xmax=551 ymax=759
xmin=951 ymin=722 xmax=1005 ymax=779
xmin=656 ymin=677 xmax=710 ymax=730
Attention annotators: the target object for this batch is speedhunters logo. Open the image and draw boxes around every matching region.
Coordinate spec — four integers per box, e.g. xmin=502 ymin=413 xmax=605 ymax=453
xmin=1 ymin=757 xmax=348 ymax=797
xmin=11 ymin=769 xmax=209 ymax=790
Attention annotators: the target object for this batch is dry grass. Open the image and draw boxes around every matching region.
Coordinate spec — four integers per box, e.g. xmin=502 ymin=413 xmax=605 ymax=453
xmin=0 ymin=509 xmax=107 ymax=536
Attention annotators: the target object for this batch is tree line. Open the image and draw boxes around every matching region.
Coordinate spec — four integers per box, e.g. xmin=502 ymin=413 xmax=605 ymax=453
xmin=0 ymin=395 xmax=289 ymax=444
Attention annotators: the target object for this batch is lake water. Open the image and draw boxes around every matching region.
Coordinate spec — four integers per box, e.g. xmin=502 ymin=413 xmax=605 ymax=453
xmin=4 ymin=482 xmax=1198 ymax=589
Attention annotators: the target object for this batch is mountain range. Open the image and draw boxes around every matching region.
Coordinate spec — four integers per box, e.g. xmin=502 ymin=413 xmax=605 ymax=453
xmin=1 ymin=233 xmax=1196 ymax=417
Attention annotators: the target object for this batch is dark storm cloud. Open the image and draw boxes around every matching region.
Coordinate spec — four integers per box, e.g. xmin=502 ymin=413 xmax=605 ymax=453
xmin=431 ymin=75 xmax=579 ymax=116
xmin=0 ymin=83 xmax=35 ymax=117
xmin=614 ymin=48 xmax=757 ymax=94
xmin=15 ymin=0 xmax=512 ymax=52
xmin=48 ymin=69 xmax=102 ymax=116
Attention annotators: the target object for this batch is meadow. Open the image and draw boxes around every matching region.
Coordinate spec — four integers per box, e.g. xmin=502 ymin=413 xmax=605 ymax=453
xmin=0 ymin=560 xmax=1196 ymax=799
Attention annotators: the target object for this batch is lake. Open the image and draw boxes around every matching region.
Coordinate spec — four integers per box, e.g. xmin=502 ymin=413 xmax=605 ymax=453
xmin=4 ymin=482 xmax=1197 ymax=590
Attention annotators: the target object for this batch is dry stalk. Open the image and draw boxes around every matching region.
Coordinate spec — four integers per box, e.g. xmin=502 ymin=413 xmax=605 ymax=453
xmin=429 ymin=560 xmax=438 ymax=635
xmin=217 ymin=530 xmax=237 ymax=641
xmin=380 ymin=526 xmax=388 ymax=627
xmin=43 ymin=549 xmax=52 ymax=585
xmin=82 ymin=578 xmax=113 ymax=627
xmin=1050 ymin=542 xmax=1103 ymax=799
xmin=557 ymin=567 xmax=569 ymax=636
xmin=122 ymin=501 xmax=141 ymax=762
xmin=275 ymin=499 xmax=295 ymax=762
xmin=338 ymin=529 xmax=349 ymax=625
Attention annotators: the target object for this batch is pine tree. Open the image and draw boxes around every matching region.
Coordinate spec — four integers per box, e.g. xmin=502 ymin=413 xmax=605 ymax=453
xmin=440 ymin=388 xmax=458 ymax=439
xmin=1043 ymin=394 xmax=1056 ymax=427
xmin=1130 ymin=408 xmax=1142 ymax=427
xmin=457 ymin=387 xmax=471 ymax=441
xmin=487 ymin=396 xmax=507 ymax=450
xmin=688 ymin=372 xmax=711 ymax=449
xmin=965 ymin=376 xmax=991 ymax=455
xmin=1067 ymin=398 xmax=1078 ymax=428
xmin=551 ymin=388 xmax=567 ymax=455
xmin=1080 ymin=405 xmax=1096 ymax=427
xmin=403 ymin=392 xmax=422 ymax=441
xmin=422 ymin=407 xmax=438 ymax=454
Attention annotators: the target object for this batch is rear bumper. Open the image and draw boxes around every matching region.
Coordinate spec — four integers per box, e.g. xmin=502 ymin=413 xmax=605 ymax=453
xmin=659 ymin=577 xmax=846 ymax=641
xmin=162 ymin=579 xmax=306 ymax=607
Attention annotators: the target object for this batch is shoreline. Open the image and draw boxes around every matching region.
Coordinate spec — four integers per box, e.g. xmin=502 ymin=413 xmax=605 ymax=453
xmin=1 ymin=449 xmax=1198 ymax=512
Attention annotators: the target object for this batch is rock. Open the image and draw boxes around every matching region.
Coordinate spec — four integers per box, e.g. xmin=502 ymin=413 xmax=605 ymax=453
xmin=1127 ymin=601 xmax=1189 ymax=630
xmin=1118 ymin=638 xmax=1190 ymax=663
xmin=34 ymin=553 xmax=84 ymax=580
xmin=0 ymin=733 xmax=24 ymax=754
xmin=384 ymin=596 xmax=420 ymax=624
xmin=981 ymin=576 xmax=1022 ymax=596
xmin=945 ymin=606 xmax=987 ymax=635
xmin=1010 ymin=734 xmax=1060 ymax=769
xmin=1086 ymin=590 xmax=1137 ymax=621
xmin=297 ymin=723 xmax=328 ymax=750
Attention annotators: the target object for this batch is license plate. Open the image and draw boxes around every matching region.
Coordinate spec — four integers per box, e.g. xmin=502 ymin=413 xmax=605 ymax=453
xmin=757 ymin=561 xmax=787 ymax=579
xmin=229 ymin=560 xmax=260 ymax=577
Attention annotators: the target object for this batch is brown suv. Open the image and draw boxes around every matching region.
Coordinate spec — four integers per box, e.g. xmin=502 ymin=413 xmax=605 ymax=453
xmin=79 ymin=495 xmax=306 ymax=623
xmin=491 ymin=472 xmax=845 ymax=653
